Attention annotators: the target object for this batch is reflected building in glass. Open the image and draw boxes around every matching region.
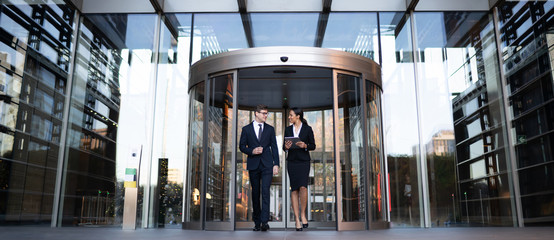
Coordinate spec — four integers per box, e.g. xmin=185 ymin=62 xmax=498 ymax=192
xmin=0 ymin=0 xmax=553 ymax=230
xmin=1 ymin=1 xmax=74 ymax=224
xmin=500 ymin=1 xmax=554 ymax=225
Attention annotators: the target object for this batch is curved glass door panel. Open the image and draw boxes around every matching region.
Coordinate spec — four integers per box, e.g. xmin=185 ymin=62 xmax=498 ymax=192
xmin=303 ymin=110 xmax=337 ymax=227
xmin=184 ymin=82 xmax=205 ymax=229
xmin=234 ymin=109 xmax=252 ymax=225
xmin=334 ymin=70 xmax=366 ymax=230
xmin=204 ymin=72 xmax=236 ymax=230
xmin=366 ymin=81 xmax=387 ymax=227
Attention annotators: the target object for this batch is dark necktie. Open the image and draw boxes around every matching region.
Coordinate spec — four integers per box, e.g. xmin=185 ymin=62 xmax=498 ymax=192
xmin=258 ymin=124 xmax=263 ymax=141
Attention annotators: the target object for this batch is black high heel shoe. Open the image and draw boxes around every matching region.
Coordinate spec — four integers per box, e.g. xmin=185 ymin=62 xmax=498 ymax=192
xmin=301 ymin=218 xmax=309 ymax=228
xmin=295 ymin=222 xmax=303 ymax=231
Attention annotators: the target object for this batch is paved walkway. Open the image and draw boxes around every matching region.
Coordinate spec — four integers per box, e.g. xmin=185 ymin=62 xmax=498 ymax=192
xmin=1 ymin=226 xmax=554 ymax=240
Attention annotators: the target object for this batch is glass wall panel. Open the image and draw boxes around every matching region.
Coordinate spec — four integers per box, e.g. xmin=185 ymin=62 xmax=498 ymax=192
xmin=205 ymin=74 xmax=234 ymax=222
xmin=250 ymin=13 xmax=318 ymax=47
xmin=0 ymin=1 xmax=74 ymax=225
xmin=63 ymin=13 xmax=157 ymax=226
xmin=337 ymin=73 xmax=365 ymax=222
xmin=323 ymin=13 xmax=379 ymax=63
xmin=149 ymin=13 xmax=192 ymax=228
xmin=191 ymin=13 xmax=247 ymax=64
xmin=414 ymin=11 xmax=512 ymax=226
xmin=499 ymin=1 xmax=554 ymax=226
xmin=184 ymin=83 xmax=204 ymax=223
xmin=378 ymin=12 xmax=421 ymax=228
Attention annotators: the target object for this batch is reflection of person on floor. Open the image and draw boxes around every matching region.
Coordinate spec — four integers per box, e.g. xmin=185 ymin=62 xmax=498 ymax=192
xmin=283 ymin=108 xmax=316 ymax=231
xmin=404 ymin=174 xmax=413 ymax=225
xmin=239 ymin=104 xmax=280 ymax=232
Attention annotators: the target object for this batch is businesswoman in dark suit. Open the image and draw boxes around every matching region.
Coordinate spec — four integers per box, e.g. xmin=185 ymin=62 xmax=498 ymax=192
xmin=283 ymin=107 xmax=315 ymax=231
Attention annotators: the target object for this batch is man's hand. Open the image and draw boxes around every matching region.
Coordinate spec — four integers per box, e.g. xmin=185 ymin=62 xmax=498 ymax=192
xmin=273 ymin=165 xmax=279 ymax=175
xmin=253 ymin=147 xmax=263 ymax=155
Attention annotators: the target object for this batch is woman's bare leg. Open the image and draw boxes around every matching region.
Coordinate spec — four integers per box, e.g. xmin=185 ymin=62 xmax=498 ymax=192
xmin=291 ymin=190 xmax=301 ymax=228
xmin=299 ymin=186 xmax=308 ymax=224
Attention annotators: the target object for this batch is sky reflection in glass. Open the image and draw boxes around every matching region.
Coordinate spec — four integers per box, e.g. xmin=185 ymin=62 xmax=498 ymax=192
xmin=250 ymin=13 xmax=319 ymax=47
xmin=323 ymin=12 xmax=379 ymax=62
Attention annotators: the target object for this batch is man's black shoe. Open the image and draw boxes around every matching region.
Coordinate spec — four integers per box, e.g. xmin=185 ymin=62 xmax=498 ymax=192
xmin=261 ymin=223 xmax=270 ymax=231
xmin=253 ymin=225 xmax=261 ymax=231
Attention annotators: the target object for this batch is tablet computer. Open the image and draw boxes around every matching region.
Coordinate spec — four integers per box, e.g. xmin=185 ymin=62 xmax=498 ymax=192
xmin=285 ymin=137 xmax=301 ymax=149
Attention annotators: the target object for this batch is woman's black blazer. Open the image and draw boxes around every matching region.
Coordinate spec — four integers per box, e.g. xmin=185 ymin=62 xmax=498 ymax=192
xmin=283 ymin=124 xmax=316 ymax=161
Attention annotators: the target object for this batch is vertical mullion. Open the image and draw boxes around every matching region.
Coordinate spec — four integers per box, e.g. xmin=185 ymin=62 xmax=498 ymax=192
xmin=230 ymin=70 xmax=238 ymax=230
xmin=200 ymin=76 xmax=210 ymax=229
xmin=361 ymin=74 xmax=370 ymax=229
xmin=409 ymin=10 xmax=431 ymax=228
xmin=332 ymin=69 xmax=343 ymax=230
xmin=52 ymin=9 xmax=81 ymax=228
xmin=492 ymin=7 xmax=523 ymax=227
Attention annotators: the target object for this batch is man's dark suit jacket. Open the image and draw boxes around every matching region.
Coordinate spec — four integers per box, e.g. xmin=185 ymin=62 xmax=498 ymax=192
xmin=239 ymin=122 xmax=279 ymax=170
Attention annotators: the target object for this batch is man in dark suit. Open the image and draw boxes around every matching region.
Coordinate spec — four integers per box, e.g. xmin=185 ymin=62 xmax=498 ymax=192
xmin=239 ymin=104 xmax=280 ymax=232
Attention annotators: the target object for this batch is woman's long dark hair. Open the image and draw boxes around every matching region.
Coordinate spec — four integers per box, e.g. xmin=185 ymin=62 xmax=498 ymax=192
xmin=290 ymin=107 xmax=307 ymax=125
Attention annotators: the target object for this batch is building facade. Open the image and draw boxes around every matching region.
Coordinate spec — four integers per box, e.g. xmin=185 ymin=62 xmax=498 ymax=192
xmin=0 ymin=0 xmax=552 ymax=229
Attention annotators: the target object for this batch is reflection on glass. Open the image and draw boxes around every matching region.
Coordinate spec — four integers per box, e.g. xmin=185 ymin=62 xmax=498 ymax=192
xmin=337 ymin=73 xmax=365 ymax=222
xmin=250 ymin=13 xmax=318 ymax=47
xmin=235 ymin=109 xmax=251 ymax=222
xmin=63 ymin=13 xmax=158 ymax=227
xmin=469 ymin=159 xmax=486 ymax=179
xmin=500 ymin=1 xmax=554 ymax=225
xmin=191 ymin=13 xmax=247 ymax=63
xmin=416 ymin=11 xmax=512 ymax=226
xmin=367 ymin=82 xmax=385 ymax=222
xmin=378 ymin=12 xmax=421 ymax=228
xmin=151 ymin=14 xmax=191 ymax=227
xmin=305 ymin=110 xmax=336 ymax=223
xmin=206 ymin=74 xmax=234 ymax=222
xmin=323 ymin=13 xmax=379 ymax=62
xmin=185 ymin=83 xmax=204 ymax=222
xmin=0 ymin=1 xmax=74 ymax=225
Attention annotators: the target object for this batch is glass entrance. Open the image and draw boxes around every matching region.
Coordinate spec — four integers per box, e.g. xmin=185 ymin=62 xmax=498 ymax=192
xmin=235 ymin=67 xmax=337 ymax=230
xmin=184 ymin=46 xmax=385 ymax=231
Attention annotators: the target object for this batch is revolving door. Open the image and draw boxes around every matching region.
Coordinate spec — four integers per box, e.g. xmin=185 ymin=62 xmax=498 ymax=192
xmin=183 ymin=47 xmax=387 ymax=231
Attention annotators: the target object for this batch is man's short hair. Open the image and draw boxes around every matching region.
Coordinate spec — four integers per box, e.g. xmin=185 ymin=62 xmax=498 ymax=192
xmin=255 ymin=104 xmax=268 ymax=113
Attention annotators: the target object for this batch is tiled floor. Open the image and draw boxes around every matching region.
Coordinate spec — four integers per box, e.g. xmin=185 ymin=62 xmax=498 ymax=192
xmin=1 ymin=226 xmax=554 ymax=240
